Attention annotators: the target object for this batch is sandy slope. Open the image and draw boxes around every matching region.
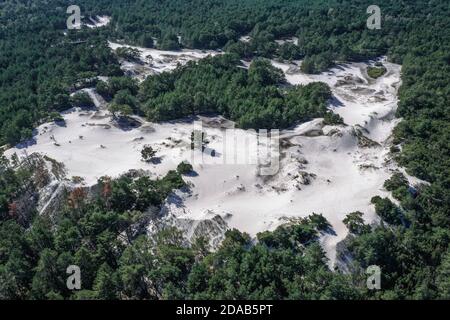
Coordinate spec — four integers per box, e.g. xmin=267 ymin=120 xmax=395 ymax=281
xmin=86 ymin=16 xmax=111 ymax=28
xmin=5 ymin=53 xmax=420 ymax=265
xmin=108 ymin=42 xmax=220 ymax=81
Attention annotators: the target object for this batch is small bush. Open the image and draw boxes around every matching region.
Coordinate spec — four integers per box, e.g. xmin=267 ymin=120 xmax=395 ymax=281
xmin=70 ymin=92 xmax=95 ymax=109
xmin=115 ymin=47 xmax=141 ymax=61
xmin=384 ymin=173 xmax=408 ymax=191
xmin=308 ymin=213 xmax=331 ymax=231
xmin=384 ymin=173 xmax=409 ymax=201
xmin=371 ymin=196 xmax=403 ymax=225
xmin=323 ymin=112 xmax=344 ymax=125
xmin=50 ymin=112 xmax=64 ymax=123
xmin=141 ymin=145 xmax=156 ymax=162
xmin=343 ymin=211 xmax=370 ymax=234
xmin=177 ymin=161 xmax=193 ymax=175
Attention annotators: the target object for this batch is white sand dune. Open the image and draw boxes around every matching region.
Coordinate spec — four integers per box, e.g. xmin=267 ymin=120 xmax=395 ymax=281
xmin=5 ymin=56 xmax=421 ymax=265
xmin=108 ymin=42 xmax=221 ymax=81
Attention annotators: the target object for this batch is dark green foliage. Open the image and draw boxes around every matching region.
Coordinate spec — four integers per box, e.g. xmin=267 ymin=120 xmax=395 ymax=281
xmin=371 ymin=196 xmax=404 ymax=226
xmin=323 ymin=112 xmax=344 ymax=126
xmin=96 ymin=77 xmax=139 ymax=101
xmin=187 ymin=219 xmax=361 ymax=299
xmin=384 ymin=172 xmax=409 ymax=201
xmin=139 ymin=54 xmax=331 ymax=129
xmin=109 ymin=88 xmax=139 ymax=118
xmin=301 ymin=54 xmax=334 ymax=74
xmin=278 ymin=42 xmax=304 ymax=61
xmin=109 ymin=103 xmax=133 ymax=118
xmin=140 ymin=145 xmax=156 ymax=162
xmin=436 ymin=249 xmax=450 ymax=298
xmin=367 ymin=65 xmax=387 ymax=79
xmin=139 ymin=34 xmax=154 ymax=48
xmin=159 ymin=34 xmax=181 ymax=51
xmin=308 ymin=213 xmax=332 ymax=232
xmin=343 ymin=211 xmax=370 ymax=235
xmin=70 ymin=92 xmax=95 ymax=109
xmin=0 ymin=159 xmax=189 ymax=299
xmin=106 ymin=172 xmax=185 ymax=213
xmin=248 ymin=58 xmax=285 ymax=85
xmin=77 ymin=0 xmax=397 ymax=68
xmin=177 ymin=162 xmax=193 ymax=175
xmin=49 ymin=112 xmax=64 ymax=123
xmin=115 ymin=47 xmax=141 ymax=61
xmin=0 ymin=2 xmax=121 ymax=145
xmin=384 ymin=173 xmax=408 ymax=190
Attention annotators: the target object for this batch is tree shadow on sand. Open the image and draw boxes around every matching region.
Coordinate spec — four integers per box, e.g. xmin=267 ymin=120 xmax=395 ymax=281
xmin=183 ymin=170 xmax=199 ymax=177
xmin=114 ymin=116 xmax=142 ymax=132
xmin=329 ymin=95 xmax=344 ymax=108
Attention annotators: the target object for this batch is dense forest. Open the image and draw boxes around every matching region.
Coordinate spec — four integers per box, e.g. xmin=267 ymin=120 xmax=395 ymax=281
xmin=0 ymin=1 xmax=121 ymax=145
xmin=136 ymin=55 xmax=331 ymax=129
xmin=0 ymin=0 xmax=449 ymax=299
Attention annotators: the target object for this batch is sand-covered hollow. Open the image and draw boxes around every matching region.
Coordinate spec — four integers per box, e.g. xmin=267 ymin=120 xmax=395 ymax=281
xmin=5 ymin=58 xmax=412 ymax=264
xmin=86 ymin=16 xmax=111 ymax=28
xmin=108 ymin=42 xmax=221 ymax=81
